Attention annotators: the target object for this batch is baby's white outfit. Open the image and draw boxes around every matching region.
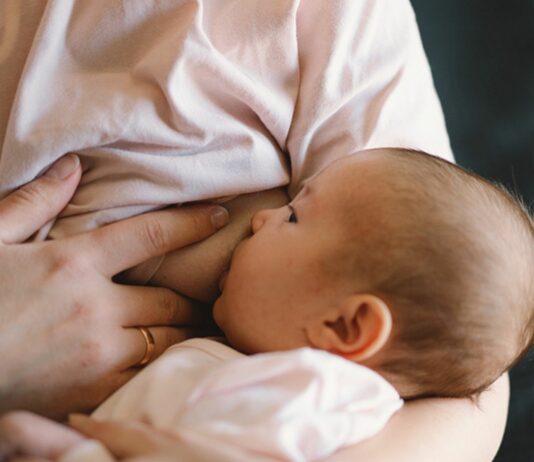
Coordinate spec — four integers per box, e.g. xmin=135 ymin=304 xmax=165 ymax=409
xmin=0 ymin=0 xmax=453 ymax=239
xmin=60 ymin=339 xmax=402 ymax=462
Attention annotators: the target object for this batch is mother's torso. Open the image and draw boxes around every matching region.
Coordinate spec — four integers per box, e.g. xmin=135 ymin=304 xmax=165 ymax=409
xmin=1 ymin=0 xmax=455 ymax=243
xmin=0 ymin=0 xmax=301 ymax=237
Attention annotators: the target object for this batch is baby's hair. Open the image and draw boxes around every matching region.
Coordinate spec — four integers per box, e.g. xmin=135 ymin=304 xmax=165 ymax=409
xmin=338 ymin=148 xmax=534 ymax=399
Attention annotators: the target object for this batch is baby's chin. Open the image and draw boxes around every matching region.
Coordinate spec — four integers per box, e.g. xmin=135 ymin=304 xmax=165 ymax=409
xmin=211 ymin=291 xmax=248 ymax=353
xmin=211 ymin=293 xmax=227 ymax=331
xmin=218 ymin=269 xmax=229 ymax=291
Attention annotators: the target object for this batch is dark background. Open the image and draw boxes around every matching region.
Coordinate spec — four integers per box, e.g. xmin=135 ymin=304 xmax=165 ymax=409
xmin=410 ymin=1 xmax=534 ymax=460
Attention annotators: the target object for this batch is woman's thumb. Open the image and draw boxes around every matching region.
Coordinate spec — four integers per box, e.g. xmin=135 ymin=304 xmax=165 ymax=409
xmin=0 ymin=154 xmax=81 ymax=244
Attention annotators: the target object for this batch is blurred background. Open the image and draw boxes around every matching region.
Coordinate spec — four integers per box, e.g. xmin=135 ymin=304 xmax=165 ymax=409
xmin=410 ymin=1 xmax=534 ymax=460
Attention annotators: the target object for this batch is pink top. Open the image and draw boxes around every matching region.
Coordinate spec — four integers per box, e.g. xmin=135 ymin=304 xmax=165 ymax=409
xmin=59 ymin=339 xmax=402 ymax=462
xmin=0 ymin=0 xmax=452 ymax=238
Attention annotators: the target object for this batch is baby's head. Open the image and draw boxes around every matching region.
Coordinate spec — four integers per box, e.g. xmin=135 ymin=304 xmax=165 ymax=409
xmin=214 ymin=148 xmax=534 ymax=399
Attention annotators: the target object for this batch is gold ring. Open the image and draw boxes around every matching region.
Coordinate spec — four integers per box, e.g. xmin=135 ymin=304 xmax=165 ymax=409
xmin=136 ymin=327 xmax=155 ymax=366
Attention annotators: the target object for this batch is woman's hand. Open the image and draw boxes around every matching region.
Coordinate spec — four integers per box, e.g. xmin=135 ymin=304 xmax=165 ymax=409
xmin=68 ymin=415 xmax=203 ymax=462
xmin=0 ymin=411 xmax=85 ymax=461
xmin=0 ymin=412 xmax=215 ymax=462
xmin=0 ymin=155 xmax=229 ymax=419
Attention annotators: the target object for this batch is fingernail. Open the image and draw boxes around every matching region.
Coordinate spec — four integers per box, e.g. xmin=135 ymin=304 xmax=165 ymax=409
xmin=210 ymin=206 xmax=229 ymax=229
xmin=44 ymin=154 xmax=80 ymax=180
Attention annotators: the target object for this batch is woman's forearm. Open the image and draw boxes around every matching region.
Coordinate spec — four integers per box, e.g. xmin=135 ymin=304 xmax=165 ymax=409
xmin=327 ymin=373 xmax=509 ymax=462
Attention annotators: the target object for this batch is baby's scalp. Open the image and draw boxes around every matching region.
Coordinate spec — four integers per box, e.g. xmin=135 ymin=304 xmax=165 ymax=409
xmin=329 ymin=148 xmax=534 ymax=398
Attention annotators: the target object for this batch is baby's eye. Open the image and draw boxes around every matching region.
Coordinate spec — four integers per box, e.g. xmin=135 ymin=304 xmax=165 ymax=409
xmin=288 ymin=205 xmax=298 ymax=223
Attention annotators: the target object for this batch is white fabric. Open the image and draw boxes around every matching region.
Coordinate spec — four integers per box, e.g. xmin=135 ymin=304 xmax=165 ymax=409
xmin=0 ymin=0 xmax=452 ymax=238
xmin=70 ymin=339 xmax=401 ymax=462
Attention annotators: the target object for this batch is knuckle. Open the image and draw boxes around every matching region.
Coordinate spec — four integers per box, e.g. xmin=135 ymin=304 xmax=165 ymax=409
xmin=141 ymin=220 xmax=170 ymax=253
xmin=77 ymin=322 xmax=114 ymax=369
xmin=70 ymin=300 xmax=95 ymax=323
xmin=191 ymin=210 xmax=209 ymax=234
xmin=14 ymin=182 xmax=53 ymax=209
xmin=79 ymin=337 xmax=109 ymax=369
xmin=46 ymin=248 xmax=91 ymax=280
xmin=65 ymin=291 xmax=109 ymax=328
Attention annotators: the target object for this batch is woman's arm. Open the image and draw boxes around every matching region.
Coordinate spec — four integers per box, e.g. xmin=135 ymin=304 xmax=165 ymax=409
xmin=1 ymin=374 xmax=507 ymax=461
xmin=327 ymin=373 xmax=509 ymax=462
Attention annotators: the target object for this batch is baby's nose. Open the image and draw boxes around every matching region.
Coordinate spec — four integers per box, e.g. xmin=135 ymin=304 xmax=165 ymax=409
xmin=251 ymin=209 xmax=267 ymax=234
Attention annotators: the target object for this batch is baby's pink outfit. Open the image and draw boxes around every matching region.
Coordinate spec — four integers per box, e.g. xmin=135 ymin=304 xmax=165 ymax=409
xmin=0 ymin=0 xmax=452 ymax=239
xmin=60 ymin=339 xmax=402 ymax=462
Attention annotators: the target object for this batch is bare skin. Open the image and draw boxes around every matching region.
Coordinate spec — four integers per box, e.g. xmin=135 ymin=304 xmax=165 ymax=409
xmin=0 ymin=159 xmax=509 ymax=460
xmin=0 ymin=155 xmax=230 ymax=419
xmin=122 ymin=187 xmax=289 ymax=303
xmin=0 ymin=374 xmax=509 ymax=461
xmin=0 ymin=150 xmax=287 ymax=419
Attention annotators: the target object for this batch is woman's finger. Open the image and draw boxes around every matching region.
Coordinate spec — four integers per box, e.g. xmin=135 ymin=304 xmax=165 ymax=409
xmin=0 ymin=411 xmax=85 ymax=460
xmin=0 ymin=155 xmax=81 ymax=244
xmin=75 ymin=205 xmax=229 ymax=277
xmin=112 ymin=285 xmax=210 ymax=327
xmin=120 ymin=326 xmax=199 ymax=369
xmin=68 ymin=416 xmax=164 ymax=458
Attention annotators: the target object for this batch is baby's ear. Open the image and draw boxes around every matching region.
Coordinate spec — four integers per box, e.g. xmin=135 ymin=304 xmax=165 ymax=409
xmin=305 ymin=294 xmax=392 ymax=362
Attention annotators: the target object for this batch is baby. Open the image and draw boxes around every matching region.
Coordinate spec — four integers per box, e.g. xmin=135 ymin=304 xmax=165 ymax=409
xmin=2 ymin=147 xmax=530 ymax=462
xmin=215 ymin=147 xmax=534 ymax=400
xmin=0 ymin=0 xmax=530 ymax=458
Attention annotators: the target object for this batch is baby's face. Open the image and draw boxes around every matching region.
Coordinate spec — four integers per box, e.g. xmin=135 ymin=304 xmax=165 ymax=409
xmin=213 ymin=151 xmax=384 ymax=353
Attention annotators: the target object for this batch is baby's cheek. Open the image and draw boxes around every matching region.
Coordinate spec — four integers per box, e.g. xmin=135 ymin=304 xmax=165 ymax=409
xmin=212 ymin=297 xmax=226 ymax=329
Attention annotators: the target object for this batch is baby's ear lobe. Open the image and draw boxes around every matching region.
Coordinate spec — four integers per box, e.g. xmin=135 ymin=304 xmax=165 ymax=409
xmin=305 ymin=294 xmax=392 ymax=362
